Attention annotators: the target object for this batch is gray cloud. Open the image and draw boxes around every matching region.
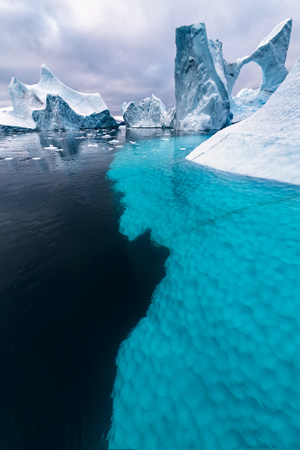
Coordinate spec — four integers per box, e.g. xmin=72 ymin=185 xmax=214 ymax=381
xmin=0 ymin=0 xmax=299 ymax=115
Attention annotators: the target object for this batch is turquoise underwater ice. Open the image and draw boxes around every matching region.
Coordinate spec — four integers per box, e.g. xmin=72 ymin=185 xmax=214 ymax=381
xmin=108 ymin=135 xmax=300 ymax=449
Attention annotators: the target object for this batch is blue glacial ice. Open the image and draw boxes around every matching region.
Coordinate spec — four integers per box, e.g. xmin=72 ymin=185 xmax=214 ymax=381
xmin=108 ymin=135 xmax=300 ymax=449
xmin=122 ymin=94 xmax=175 ymax=128
xmin=175 ymin=18 xmax=292 ymax=131
xmin=187 ymin=56 xmax=300 ymax=185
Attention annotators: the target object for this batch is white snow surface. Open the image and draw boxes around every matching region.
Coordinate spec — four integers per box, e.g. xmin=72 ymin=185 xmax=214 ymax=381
xmin=32 ymin=65 xmax=107 ymax=115
xmin=0 ymin=65 xmax=114 ymax=130
xmin=122 ymin=94 xmax=175 ymax=128
xmin=187 ymin=57 xmax=300 ymax=186
xmin=257 ymin=18 xmax=291 ymax=49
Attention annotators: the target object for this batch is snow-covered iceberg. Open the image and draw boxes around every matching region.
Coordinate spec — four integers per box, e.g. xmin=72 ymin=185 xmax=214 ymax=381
xmin=187 ymin=57 xmax=300 ymax=185
xmin=175 ymin=23 xmax=231 ymax=132
xmin=0 ymin=65 xmax=118 ymax=131
xmin=175 ymin=19 xmax=292 ymax=131
xmin=122 ymin=94 xmax=175 ymax=128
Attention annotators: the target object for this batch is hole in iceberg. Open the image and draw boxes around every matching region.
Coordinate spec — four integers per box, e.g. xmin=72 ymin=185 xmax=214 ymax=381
xmin=232 ymin=61 xmax=262 ymax=96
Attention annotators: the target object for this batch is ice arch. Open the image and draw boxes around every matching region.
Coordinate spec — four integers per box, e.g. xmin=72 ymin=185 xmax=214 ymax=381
xmin=174 ymin=18 xmax=292 ymax=131
xmin=232 ymin=62 xmax=263 ymax=97
xmin=225 ymin=18 xmax=292 ymax=96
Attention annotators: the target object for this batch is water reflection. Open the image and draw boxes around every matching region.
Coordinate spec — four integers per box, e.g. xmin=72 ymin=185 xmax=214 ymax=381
xmin=0 ymin=128 xmax=127 ymax=173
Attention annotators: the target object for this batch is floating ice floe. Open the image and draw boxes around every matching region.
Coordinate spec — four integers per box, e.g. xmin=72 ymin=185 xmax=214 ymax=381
xmin=43 ymin=145 xmax=58 ymax=150
xmin=187 ymin=57 xmax=300 ymax=185
xmin=0 ymin=65 xmax=118 ymax=132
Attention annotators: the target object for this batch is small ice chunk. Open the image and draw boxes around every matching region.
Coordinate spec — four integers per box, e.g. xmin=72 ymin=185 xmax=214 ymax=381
xmin=43 ymin=145 xmax=58 ymax=150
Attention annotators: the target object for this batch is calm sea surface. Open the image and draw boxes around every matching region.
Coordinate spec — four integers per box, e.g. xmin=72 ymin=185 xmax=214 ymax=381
xmin=0 ymin=128 xmax=172 ymax=450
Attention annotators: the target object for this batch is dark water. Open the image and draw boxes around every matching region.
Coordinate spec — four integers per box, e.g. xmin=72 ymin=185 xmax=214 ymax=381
xmin=0 ymin=128 xmax=171 ymax=450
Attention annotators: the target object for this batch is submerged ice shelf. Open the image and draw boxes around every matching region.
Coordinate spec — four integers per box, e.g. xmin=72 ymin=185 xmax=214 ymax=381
xmin=107 ymin=136 xmax=300 ymax=449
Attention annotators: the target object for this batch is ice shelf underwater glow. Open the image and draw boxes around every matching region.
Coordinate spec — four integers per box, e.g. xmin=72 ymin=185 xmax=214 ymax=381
xmin=107 ymin=135 xmax=300 ymax=449
xmin=122 ymin=18 xmax=292 ymax=131
xmin=0 ymin=65 xmax=118 ymax=131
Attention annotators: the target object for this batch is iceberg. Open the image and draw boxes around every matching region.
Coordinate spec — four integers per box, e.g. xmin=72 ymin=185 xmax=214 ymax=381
xmin=0 ymin=65 xmax=118 ymax=131
xmin=121 ymin=94 xmax=175 ymax=128
xmin=225 ymin=18 xmax=292 ymax=96
xmin=175 ymin=23 xmax=231 ymax=132
xmin=174 ymin=19 xmax=292 ymax=130
xmin=187 ymin=57 xmax=300 ymax=185
xmin=228 ymin=18 xmax=292 ymax=122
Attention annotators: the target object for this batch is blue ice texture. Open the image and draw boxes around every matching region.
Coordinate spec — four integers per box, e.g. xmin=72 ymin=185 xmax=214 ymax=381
xmin=107 ymin=134 xmax=300 ymax=449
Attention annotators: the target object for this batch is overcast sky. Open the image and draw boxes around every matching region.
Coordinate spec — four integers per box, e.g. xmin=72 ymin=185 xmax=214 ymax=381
xmin=0 ymin=0 xmax=299 ymax=115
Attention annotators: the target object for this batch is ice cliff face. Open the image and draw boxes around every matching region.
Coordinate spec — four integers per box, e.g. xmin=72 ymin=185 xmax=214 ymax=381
xmin=0 ymin=65 xmax=118 ymax=131
xmin=187 ymin=57 xmax=300 ymax=185
xmin=32 ymin=95 xmax=118 ymax=131
xmin=175 ymin=24 xmax=231 ymax=132
xmin=122 ymin=94 xmax=175 ymax=128
xmin=174 ymin=18 xmax=292 ymax=130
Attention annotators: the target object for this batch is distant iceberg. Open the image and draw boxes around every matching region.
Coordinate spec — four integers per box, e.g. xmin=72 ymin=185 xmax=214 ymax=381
xmin=122 ymin=94 xmax=175 ymax=128
xmin=187 ymin=57 xmax=300 ymax=185
xmin=0 ymin=65 xmax=118 ymax=131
